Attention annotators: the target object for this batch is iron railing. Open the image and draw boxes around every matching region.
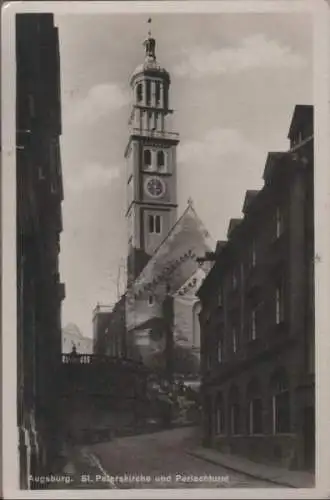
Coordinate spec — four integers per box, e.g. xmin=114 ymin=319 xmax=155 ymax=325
xmin=129 ymin=127 xmax=179 ymax=140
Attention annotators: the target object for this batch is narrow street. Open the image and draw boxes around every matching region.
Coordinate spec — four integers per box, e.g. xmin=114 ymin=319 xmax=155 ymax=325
xmin=82 ymin=427 xmax=278 ymax=489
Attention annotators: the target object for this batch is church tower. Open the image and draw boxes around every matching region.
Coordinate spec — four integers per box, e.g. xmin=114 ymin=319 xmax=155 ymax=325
xmin=125 ymin=22 xmax=180 ymax=286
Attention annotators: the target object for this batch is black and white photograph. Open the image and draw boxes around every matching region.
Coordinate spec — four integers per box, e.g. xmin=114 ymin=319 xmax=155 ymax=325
xmin=2 ymin=0 xmax=330 ymax=497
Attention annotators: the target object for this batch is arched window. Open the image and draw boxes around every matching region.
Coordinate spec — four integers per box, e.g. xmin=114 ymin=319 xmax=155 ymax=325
xmin=146 ymin=80 xmax=151 ymax=105
xmin=215 ymin=393 xmax=225 ymax=435
xmin=144 ymin=149 xmax=152 ymax=168
xmin=163 ymin=84 xmax=168 ymax=109
xmin=270 ymin=368 xmax=290 ymax=434
xmin=247 ymin=378 xmax=263 ymax=435
xmin=229 ymin=385 xmax=240 ymax=435
xmin=155 ymin=82 xmax=161 ymax=105
xmin=136 ymin=83 xmax=143 ymax=102
xmin=157 ymin=150 xmax=165 ymax=169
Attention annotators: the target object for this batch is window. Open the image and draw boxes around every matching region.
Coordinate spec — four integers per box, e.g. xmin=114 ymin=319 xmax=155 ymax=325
xmin=215 ymin=394 xmax=225 ymax=435
xmin=148 ymin=214 xmax=154 ymax=233
xmin=148 ymin=214 xmax=161 ymax=234
xmin=157 ymin=150 xmax=165 ymax=168
xmin=230 ymin=404 xmax=240 ymax=435
xmin=272 ymin=373 xmax=290 ymax=434
xmin=136 ymin=83 xmax=143 ymax=102
xmin=148 ymin=294 xmax=154 ymax=306
xmin=276 ymin=206 xmax=283 ymax=238
xmin=248 ymin=398 xmax=263 ymax=434
xmin=247 ymin=379 xmax=263 ymax=434
xmin=163 ymin=85 xmax=168 ymax=109
xmin=155 ymin=215 xmax=161 ymax=234
xmin=144 ymin=149 xmax=152 ymax=168
xmin=217 ymin=338 xmax=223 ymax=363
xmin=232 ymin=327 xmax=238 ymax=353
xmin=251 ymin=239 xmax=256 ymax=267
xmin=229 ymin=386 xmax=240 ymax=435
xmin=155 ymin=82 xmax=161 ymax=105
xmin=146 ymin=80 xmax=151 ymax=105
xmin=232 ymin=270 xmax=238 ymax=290
xmin=275 ymin=282 xmax=285 ymax=324
xmin=216 ymin=407 xmax=224 ymax=434
xmin=251 ymin=309 xmax=257 ymax=340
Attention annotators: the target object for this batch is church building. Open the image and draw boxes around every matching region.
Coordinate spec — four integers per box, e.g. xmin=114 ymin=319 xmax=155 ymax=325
xmin=123 ymin=25 xmax=214 ymax=369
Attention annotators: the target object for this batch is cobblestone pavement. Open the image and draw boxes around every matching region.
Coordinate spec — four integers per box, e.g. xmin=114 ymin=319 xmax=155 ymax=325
xmin=84 ymin=427 xmax=279 ymax=489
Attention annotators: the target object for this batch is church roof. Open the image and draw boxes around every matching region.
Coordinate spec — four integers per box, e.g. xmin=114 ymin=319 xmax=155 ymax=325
xmin=131 ymin=62 xmax=170 ymax=85
xmin=126 ymin=201 xmax=214 ymax=331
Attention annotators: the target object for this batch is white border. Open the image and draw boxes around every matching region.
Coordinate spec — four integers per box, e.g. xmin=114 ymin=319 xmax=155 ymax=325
xmin=2 ymin=1 xmax=330 ymax=498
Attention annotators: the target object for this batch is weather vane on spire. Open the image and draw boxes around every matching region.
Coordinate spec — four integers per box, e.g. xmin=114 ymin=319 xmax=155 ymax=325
xmin=147 ymin=17 xmax=152 ymax=36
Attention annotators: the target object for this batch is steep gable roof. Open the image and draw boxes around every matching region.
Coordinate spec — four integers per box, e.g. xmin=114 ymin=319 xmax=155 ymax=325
xmin=242 ymin=190 xmax=260 ymax=214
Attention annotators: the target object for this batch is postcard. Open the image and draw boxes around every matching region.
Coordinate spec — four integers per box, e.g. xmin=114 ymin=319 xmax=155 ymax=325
xmin=1 ymin=1 xmax=330 ymax=498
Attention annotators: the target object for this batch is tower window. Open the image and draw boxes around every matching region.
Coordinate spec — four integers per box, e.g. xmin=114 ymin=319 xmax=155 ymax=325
xmin=163 ymin=85 xmax=168 ymax=109
xmin=148 ymin=214 xmax=162 ymax=234
xmin=155 ymin=215 xmax=161 ymax=234
xmin=136 ymin=83 xmax=143 ymax=102
xmin=144 ymin=149 xmax=152 ymax=168
xmin=157 ymin=150 xmax=165 ymax=168
xmin=146 ymin=81 xmax=151 ymax=105
xmin=148 ymin=294 xmax=154 ymax=306
xmin=155 ymin=82 xmax=161 ymax=105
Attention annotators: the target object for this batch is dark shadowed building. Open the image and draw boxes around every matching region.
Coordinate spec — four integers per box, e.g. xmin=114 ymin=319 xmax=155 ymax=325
xmin=16 ymin=13 xmax=65 ymax=488
xmin=197 ymin=105 xmax=314 ymax=471
xmin=92 ymin=297 xmax=127 ymax=358
xmin=92 ymin=304 xmax=113 ymax=355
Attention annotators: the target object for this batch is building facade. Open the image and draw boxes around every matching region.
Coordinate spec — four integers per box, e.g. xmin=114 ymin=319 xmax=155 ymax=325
xmin=198 ymin=105 xmax=314 ymax=471
xmin=92 ymin=297 xmax=128 ymax=358
xmin=16 ymin=13 xmax=65 ymax=488
xmin=92 ymin=304 xmax=113 ymax=354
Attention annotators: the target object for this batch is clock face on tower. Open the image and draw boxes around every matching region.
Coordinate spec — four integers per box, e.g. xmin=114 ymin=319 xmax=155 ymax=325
xmin=144 ymin=176 xmax=166 ymax=198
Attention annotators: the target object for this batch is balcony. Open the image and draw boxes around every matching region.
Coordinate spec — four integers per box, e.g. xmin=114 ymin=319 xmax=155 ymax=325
xmin=128 ymin=127 xmax=179 ymax=141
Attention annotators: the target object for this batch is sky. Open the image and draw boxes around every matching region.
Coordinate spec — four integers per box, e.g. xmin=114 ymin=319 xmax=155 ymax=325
xmin=55 ymin=11 xmax=313 ymax=338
